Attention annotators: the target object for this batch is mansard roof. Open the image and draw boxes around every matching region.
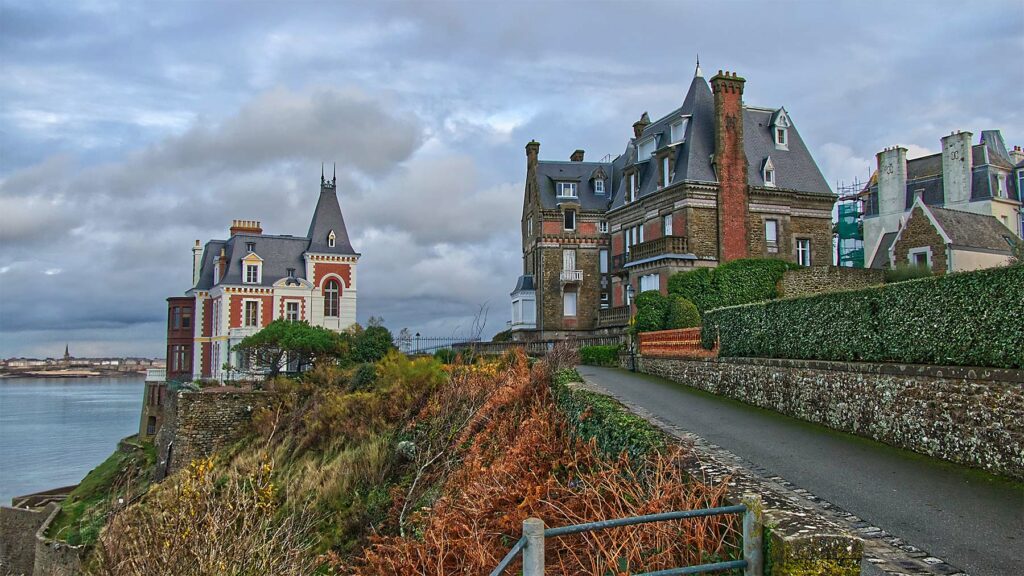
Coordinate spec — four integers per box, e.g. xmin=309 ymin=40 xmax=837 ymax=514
xmin=194 ymin=234 xmax=310 ymax=290
xmin=535 ymin=160 xmax=616 ymax=211
xmin=607 ymin=73 xmax=831 ymax=209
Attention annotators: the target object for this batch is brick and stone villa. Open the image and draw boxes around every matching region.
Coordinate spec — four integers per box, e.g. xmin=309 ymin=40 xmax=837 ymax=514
xmin=510 ymin=62 xmax=836 ymax=339
xmin=164 ymin=171 xmax=360 ymax=383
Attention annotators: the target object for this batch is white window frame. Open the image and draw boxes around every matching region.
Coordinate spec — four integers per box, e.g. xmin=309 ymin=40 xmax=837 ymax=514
xmin=765 ymin=219 xmax=779 ymax=253
xmin=328 ymin=230 xmax=336 ymax=248
xmin=908 ymin=247 xmax=932 ymax=269
xmin=776 ymin=128 xmax=787 ymax=147
xmin=563 ymin=291 xmax=577 ymax=317
xmin=995 ymin=173 xmax=1008 ymax=199
xmin=639 ymin=273 xmax=660 ymax=293
xmin=563 ymin=209 xmax=576 ymax=231
xmin=594 ymin=179 xmax=605 ymax=195
xmin=796 ymin=239 xmax=811 ymax=267
xmin=638 ymin=138 xmax=655 ymax=161
xmin=557 ymin=181 xmax=578 ymax=198
xmin=562 ymin=249 xmax=576 ymax=271
xmin=285 ymin=301 xmax=299 ymax=322
xmin=662 ymin=156 xmax=670 ymax=188
xmin=598 ymin=220 xmax=608 ymax=233
xmin=765 ymin=168 xmax=775 ymax=187
xmin=527 ymin=216 xmax=533 ymax=236
xmin=244 ymin=263 xmax=261 ymax=284
xmin=599 ymin=249 xmax=609 ymax=274
xmin=663 ymin=214 xmax=673 ymax=236
xmin=244 ymin=300 xmax=259 ymax=328
xmin=639 ymin=223 xmax=645 ymax=244
xmin=245 ymin=242 xmax=255 ymax=253
xmin=670 ymin=118 xmax=688 ymax=144
xmin=629 ymin=172 xmax=638 ymax=202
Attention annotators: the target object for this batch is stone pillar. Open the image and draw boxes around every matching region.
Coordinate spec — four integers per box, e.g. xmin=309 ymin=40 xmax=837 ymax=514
xmin=876 ymin=146 xmax=907 ymax=218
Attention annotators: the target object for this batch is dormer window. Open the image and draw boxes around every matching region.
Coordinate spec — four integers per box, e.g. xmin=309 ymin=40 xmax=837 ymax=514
xmin=557 ymin=182 xmax=578 ymax=198
xmin=594 ymin=179 xmax=605 ymax=195
xmin=661 ymin=156 xmax=671 ymax=188
xmin=627 ymin=172 xmax=638 ymax=202
xmin=245 ymin=242 xmax=255 ymax=252
xmin=328 ymin=230 xmax=336 ymax=248
xmin=670 ymin=118 xmax=688 ymax=143
xmin=637 ymin=138 xmax=655 ymax=162
xmin=245 ymin=264 xmax=259 ymax=283
xmin=241 ymin=252 xmax=263 ymax=284
xmin=763 ymin=157 xmax=777 ymax=187
xmin=771 ymin=108 xmax=791 ymax=150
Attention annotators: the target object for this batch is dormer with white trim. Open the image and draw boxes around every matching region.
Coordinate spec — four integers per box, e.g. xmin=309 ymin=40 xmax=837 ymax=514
xmin=771 ymin=108 xmax=791 ymax=150
xmin=328 ymin=229 xmax=336 ymax=248
xmin=241 ymin=252 xmax=263 ymax=284
xmin=762 ymin=156 xmax=777 ymax=187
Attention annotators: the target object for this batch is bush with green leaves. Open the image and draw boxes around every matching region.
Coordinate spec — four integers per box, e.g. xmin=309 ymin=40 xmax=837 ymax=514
xmin=632 ymin=290 xmax=669 ymax=333
xmin=669 ymin=258 xmax=798 ymax=312
xmin=884 ymin=263 xmax=933 ymax=283
xmin=235 ymin=320 xmax=346 ymax=378
xmin=579 ymin=345 xmax=621 ymax=366
xmin=432 ymin=348 xmax=458 ymax=364
xmin=664 ymin=295 xmax=701 ymax=329
xmin=701 ymin=265 xmax=1024 ymax=368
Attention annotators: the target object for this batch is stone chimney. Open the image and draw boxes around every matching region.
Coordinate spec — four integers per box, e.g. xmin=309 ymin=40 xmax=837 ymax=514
xmin=570 ymin=149 xmax=585 ymax=162
xmin=217 ymin=247 xmax=227 ymax=282
xmin=229 ymin=219 xmax=262 ymax=236
xmin=710 ymin=70 xmax=749 ymax=262
xmin=876 ymin=146 xmax=908 ymax=216
xmin=941 ymin=131 xmax=973 ymax=207
xmin=525 ymin=140 xmax=540 ymax=169
xmin=632 ymin=112 xmax=650 ymax=139
xmin=192 ymin=240 xmax=203 ymax=287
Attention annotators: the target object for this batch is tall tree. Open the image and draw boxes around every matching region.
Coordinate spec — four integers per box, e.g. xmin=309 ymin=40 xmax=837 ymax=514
xmin=234 ymin=320 xmax=346 ymax=379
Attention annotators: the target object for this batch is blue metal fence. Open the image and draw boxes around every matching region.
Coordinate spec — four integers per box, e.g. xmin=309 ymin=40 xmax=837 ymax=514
xmin=491 ymin=498 xmax=763 ymax=576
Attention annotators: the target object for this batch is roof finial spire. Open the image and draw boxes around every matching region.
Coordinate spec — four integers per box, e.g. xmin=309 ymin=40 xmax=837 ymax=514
xmin=321 ymin=162 xmax=325 ymax=185
xmin=695 ymin=54 xmax=702 ymax=78
xmin=332 ymin=162 xmax=336 ymax=185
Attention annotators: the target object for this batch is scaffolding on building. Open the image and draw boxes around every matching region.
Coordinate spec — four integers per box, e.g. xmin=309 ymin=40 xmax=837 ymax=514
xmin=834 ymin=178 xmax=870 ymax=268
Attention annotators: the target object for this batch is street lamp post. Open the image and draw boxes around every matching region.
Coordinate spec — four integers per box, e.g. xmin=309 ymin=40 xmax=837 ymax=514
xmin=415 ymin=332 xmax=421 ymax=355
xmin=625 ymin=284 xmax=637 ymax=372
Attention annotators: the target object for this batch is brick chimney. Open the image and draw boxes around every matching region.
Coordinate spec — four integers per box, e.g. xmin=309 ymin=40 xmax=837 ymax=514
xmin=710 ymin=70 xmax=749 ymax=262
xmin=192 ymin=240 xmax=203 ymax=287
xmin=941 ymin=131 xmax=973 ymax=207
xmin=570 ymin=149 xmax=585 ymax=162
xmin=632 ymin=112 xmax=651 ymax=138
xmin=229 ymin=219 xmax=262 ymax=236
xmin=1011 ymin=145 xmax=1024 ymax=165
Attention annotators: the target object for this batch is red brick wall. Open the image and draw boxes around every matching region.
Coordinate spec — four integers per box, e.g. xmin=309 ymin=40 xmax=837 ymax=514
xmin=578 ymin=221 xmax=598 ymax=235
xmin=612 ymin=232 xmax=624 ymax=256
xmin=542 ymin=220 xmax=564 ymax=235
xmin=313 ymin=262 xmax=352 ymax=288
xmin=645 ymin=218 xmax=661 ymax=242
xmin=712 ymin=72 xmax=750 ymax=262
xmin=229 ymin=294 xmax=275 ymax=328
xmin=672 ymin=210 xmax=687 ymax=238
xmin=201 ymin=299 xmax=212 ymax=337
xmin=201 ymin=342 xmax=212 ymax=378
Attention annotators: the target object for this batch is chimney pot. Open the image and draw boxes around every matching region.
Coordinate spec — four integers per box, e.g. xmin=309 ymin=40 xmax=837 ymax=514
xmin=570 ymin=149 xmax=585 ymax=162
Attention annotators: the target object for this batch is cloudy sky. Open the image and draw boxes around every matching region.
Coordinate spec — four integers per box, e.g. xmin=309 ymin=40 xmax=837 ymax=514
xmin=1 ymin=0 xmax=1021 ymax=358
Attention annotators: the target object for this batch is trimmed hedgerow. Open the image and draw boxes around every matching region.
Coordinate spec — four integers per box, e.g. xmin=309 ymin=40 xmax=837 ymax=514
xmin=633 ymin=291 xmax=669 ymax=333
xmin=551 ymin=369 xmax=664 ymax=461
xmin=579 ymin=345 xmax=621 ymax=367
xmin=701 ymin=265 xmax=1024 ymax=369
xmin=664 ymin=295 xmax=701 ymax=329
xmin=669 ymin=258 xmax=798 ymax=312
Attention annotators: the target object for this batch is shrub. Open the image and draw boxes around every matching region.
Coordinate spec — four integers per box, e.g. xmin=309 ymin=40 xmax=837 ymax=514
xmin=702 ymin=265 xmax=1024 ymax=368
xmin=632 ymin=290 xmax=669 ymax=333
xmin=350 ymin=362 xmax=378 ymax=391
xmin=579 ymin=345 xmax=621 ymax=366
xmin=433 ymin=348 xmax=458 ymax=364
xmin=670 ymin=258 xmax=797 ymax=312
xmin=664 ymin=295 xmax=701 ymax=329
xmin=885 ymin=263 xmax=933 ymax=283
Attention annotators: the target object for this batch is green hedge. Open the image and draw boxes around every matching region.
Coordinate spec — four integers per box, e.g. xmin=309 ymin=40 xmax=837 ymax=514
xmin=669 ymin=258 xmax=797 ymax=312
xmin=665 ymin=295 xmax=701 ymax=329
xmin=633 ymin=292 xmax=701 ymax=333
xmin=702 ymin=265 xmax=1024 ymax=368
xmin=579 ymin=345 xmax=621 ymax=366
xmin=551 ymin=369 xmax=664 ymax=461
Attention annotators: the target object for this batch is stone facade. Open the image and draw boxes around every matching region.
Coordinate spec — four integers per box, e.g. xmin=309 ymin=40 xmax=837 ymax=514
xmin=777 ymin=266 xmax=886 ymax=298
xmin=891 ymin=206 xmax=948 ymax=274
xmin=155 ymin=389 xmax=278 ymax=478
xmin=635 ymin=356 xmax=1024 ymax=480
xmin=0 ymin=503 xmax=53 ymax=576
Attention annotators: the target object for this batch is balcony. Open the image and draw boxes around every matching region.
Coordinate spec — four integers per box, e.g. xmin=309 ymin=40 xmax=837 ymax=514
xmin=559 ymin=269 xmax=583 ymax=284
xmin=628 ymin=235 xmax=689 ymax=263
xmin=598 ymin=306 xmax=629 ymax=328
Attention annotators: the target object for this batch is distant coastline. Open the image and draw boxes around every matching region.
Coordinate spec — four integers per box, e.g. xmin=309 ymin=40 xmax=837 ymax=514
xmin=0 ymin=368 xmax=148 ymax=379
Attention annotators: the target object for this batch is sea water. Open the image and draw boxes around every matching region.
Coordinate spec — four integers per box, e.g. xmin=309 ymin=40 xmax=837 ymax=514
xmin=0 ymin=376 xmax=144 ymax=504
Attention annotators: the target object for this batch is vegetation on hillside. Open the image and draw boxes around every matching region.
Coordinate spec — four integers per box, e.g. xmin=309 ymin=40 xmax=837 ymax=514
xmin=86 ymin=349 xmax=739 ymax=575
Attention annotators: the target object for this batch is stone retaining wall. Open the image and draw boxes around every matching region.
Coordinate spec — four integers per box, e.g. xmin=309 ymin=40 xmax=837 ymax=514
xmin=636 ymin=356 xmax=1024 ymax=480
xmin=778 ymin=266 xmax=885 ymax=298
xmin=0 ymin=503 xmax=54 ymax=576
xmin=155 ymin=389 xmax=279 ymax=478
xmin=32 ymin=504 xmax=83 ymax=576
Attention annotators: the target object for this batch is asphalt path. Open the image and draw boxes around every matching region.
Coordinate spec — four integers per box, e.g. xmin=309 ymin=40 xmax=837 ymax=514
xmin=577 ymin=365 xmax=1024 ymax=576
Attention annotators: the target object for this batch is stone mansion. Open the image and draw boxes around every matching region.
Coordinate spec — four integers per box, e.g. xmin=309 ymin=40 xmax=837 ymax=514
xmin=165 ymin=173 xmax=360 ymax=382
xmin=510 ymin=64 xmax=836 ymax=338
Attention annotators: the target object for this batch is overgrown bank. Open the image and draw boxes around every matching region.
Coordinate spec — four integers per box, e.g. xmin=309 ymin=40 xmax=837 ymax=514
xmin=70 ymin=350 xmax=740 ymax=575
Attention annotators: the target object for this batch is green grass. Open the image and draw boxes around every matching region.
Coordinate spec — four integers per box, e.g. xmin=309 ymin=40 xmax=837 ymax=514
xmin=46 ymin=440 xmax=157 ymax=546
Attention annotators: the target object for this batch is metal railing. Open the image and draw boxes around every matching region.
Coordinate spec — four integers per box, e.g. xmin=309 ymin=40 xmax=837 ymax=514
xmin=559 ymin=269 xmax=583 ymax=283
xmin=491 ymin=496 xmax=763 ymax=576
xmin=455 ymin=335 xmax=625 ymax=358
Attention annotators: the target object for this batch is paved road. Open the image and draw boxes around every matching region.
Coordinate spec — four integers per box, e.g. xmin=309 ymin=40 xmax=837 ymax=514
xmin=577 ymin=366 xmax=1024 ymax=576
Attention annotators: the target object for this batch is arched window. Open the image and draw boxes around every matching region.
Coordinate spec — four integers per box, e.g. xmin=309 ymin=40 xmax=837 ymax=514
xmin=328 ymin=230 xmax=336 ymax=248
xmin=324 ymin=279 xmax=340 ymax=317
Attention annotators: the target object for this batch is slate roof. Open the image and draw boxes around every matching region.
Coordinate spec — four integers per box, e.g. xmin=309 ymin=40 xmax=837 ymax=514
xmin=927 ymin=205 xmax=1018 ymax=252
xmin=307 ymin=181 xmax=358 ymax=255
xmin=511 ymin=275 xmax=536 ymax=295
xmin=603 ymin=74 xmax=831 ymax=209
xmin=192 ymin=180 xmax=357 ymax=290
xmin=536 ymin=160 xmax=616 ymax=211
